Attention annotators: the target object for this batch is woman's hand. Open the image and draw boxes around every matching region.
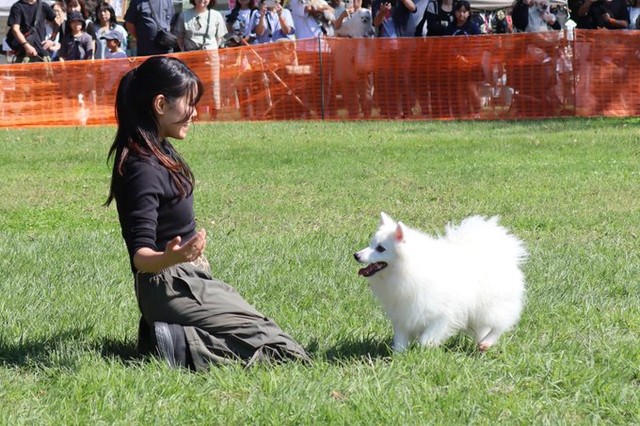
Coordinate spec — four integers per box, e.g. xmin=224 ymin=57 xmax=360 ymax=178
xmin=167 ymin=229 xmax=207 ymax=263
xmin=133 ymin=229 xmax=207 ymax=273
xmin=23 ymin=43 xmax=38 ymax=57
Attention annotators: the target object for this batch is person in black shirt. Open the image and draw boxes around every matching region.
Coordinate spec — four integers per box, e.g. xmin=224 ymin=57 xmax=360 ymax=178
xmin=105 ymin=56 xmax=310 ymax=370
xmin=574 ymin=0 xmax=629 ymax=29
xmin=7 ymin=0 xmax=59 ymax=62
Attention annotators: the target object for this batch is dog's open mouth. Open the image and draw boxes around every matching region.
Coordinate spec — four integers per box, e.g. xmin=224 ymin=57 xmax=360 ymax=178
xmin=358 ymin=262 xmax=388 ymax=277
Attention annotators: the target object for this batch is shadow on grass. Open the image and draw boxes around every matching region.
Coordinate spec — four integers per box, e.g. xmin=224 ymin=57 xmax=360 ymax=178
xmin=96 ymin=337 xmax=140 ymax=363
xmin=313 ymin=334 xmax=480 ymax=363
xmin=1 ymin=331 xmax=480 ymax=369
xmin=321 ymin=336 xmax=393 ymax=362
xmin=0 ymin=328 xmax=89 ymax=368
xmin=0 ymin=329 xmax=144 ymax=368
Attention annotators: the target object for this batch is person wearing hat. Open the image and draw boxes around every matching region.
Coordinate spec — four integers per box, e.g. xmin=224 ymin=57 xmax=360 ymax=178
xmin=59 ymin=10 xmax=94 ymax=60
xmin=100 ymin=29 xmax=127 ymax=58
xmin=93 ymin=2 xmax=128 ymax=59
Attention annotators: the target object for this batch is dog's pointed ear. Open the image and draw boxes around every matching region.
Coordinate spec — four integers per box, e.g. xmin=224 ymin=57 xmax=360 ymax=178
xmin=380 ymin=212 xmax=395 ymax=226
xmin=395 ymin=222 xmax=406 ymax=243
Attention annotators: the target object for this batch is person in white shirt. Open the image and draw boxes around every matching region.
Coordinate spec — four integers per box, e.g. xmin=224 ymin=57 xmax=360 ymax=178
xmin=173 ymin=0 xmax=228 ymax=118
xmin=290 ymin=0 xmax=333 ymax=39
xmin=290 ymin=0 xmax=335 ymax=117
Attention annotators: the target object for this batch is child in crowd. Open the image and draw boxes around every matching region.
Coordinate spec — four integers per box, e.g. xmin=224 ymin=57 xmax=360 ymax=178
xmin=94 ymin=2 xmax=128 ymax=59
xmin=446 ymin=0 xmax=480 ymax=35
xmin=59 ymin=11 xmax=94 ymax=60
xmin=441 ymin=0 xmax=482 ymax=118
xmin=100 ymin=30 xmax=127 ymax=58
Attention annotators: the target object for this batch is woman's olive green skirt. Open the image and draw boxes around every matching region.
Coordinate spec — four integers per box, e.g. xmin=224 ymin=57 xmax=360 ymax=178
xmin=134 ymin=258 xmax=310 ymax=371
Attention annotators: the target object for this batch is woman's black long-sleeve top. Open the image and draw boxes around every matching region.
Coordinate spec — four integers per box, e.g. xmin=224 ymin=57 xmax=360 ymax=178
xmin=113 ymin=149 xmax=196 ymax=272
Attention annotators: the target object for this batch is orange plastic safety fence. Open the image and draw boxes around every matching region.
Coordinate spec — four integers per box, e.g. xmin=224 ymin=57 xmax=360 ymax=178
xmin=0 ymin=30 xmax=638 ymax=128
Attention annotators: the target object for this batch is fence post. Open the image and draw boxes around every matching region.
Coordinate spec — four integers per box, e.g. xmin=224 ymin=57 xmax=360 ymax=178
xmin=318 ymin=35 xmax=325 ymax=120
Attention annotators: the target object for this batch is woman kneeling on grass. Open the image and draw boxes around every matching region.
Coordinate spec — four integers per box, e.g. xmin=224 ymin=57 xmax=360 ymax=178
xmin=105 ymin=56 xmax=310 ymax=370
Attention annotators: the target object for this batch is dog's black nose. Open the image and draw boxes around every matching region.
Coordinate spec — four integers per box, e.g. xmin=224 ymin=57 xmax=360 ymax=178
xmin=353 ymin=253 xmax=360 ymax=261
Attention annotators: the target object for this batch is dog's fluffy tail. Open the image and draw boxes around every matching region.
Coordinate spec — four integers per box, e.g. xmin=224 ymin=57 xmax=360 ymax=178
xmin=445 ymin=216 xmax=528 ymax=264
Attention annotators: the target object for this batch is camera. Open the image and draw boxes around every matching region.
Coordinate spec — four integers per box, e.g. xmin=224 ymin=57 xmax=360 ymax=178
xmin=264 ymin=0 xmax=277 ymax=7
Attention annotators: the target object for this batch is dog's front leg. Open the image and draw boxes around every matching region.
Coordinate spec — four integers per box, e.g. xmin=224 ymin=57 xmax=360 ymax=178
xmin=417 ymin=319 xmax=452 ymax=347
xmin=392 ymin=328 xmax=409 ymax=352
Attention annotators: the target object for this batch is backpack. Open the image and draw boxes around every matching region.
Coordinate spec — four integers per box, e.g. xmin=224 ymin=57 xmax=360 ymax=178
xmin=415 ymin=0 xmax=439 ymax=37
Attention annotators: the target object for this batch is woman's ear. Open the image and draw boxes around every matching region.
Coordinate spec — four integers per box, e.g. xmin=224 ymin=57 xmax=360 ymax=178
xmin=153 ymin=94 xmax=166 ymax=116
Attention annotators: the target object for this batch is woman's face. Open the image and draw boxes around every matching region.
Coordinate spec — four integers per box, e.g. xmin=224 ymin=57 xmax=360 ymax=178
xmin=237 ymin=0 xmax=251 ymax=8
xmin=99 ymin=8 xmax=111 ymax=23
xmin=194 ymin=0 xmax=210 ymax=10
xmin=156 ymin=94 xmax=198 ymax=140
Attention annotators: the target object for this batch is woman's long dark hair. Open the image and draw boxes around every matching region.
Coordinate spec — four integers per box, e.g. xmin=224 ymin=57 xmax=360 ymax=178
xmin=105 ymin=56 xmax=204 ymax=206
xmin=94 ymin=2 xmax=118 ymax=26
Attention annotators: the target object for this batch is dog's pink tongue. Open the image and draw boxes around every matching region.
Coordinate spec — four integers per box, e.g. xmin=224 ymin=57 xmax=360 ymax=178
xmin=358 ymin=262 xmax=387 ymax=277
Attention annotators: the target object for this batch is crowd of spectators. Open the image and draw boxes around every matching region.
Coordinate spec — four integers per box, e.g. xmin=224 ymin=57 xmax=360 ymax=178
xmin=217 ymin=0 xmax=630 ymax=118
xmin=3 ymin=0 xmax=635 ymax=61
xmin=4 ymin=0 xmax=129 ymax=62
xmin=1 ymin=0 xmax=636 ymax=119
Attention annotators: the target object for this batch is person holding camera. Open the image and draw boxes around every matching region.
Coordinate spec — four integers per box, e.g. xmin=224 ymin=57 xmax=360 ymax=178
xmin=124 ymin=0 xmax=175 ymax=56
xmin=226 ymin=0 xmax=259 ymax=44
xmin=511 ymin=0 xmax=561 ymax=32
xmin=371 ymin=0 xmax=420 ymax=119
xmin=573 ymin=0 xmax=628 ymax=29
xmin=252 ymin=0 xmax=295 ymax=43
xmin=333 ymin=0 xmax=375 ymax=118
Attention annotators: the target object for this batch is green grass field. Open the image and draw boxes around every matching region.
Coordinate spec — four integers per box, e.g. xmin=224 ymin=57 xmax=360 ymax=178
xmin=0 ymin=119 xmax=638 ymax=424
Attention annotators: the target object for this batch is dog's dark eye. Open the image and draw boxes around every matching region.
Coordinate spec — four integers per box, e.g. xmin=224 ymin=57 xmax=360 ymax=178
xmin=375 ymin=245 xmax=386 ymax=253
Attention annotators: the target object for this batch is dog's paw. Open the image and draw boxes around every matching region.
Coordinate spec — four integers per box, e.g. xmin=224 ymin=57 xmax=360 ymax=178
xmin=392 ymin=335 xmax=409 ymax=352
xmin=478 ymin=342 xmax=493 ymax=352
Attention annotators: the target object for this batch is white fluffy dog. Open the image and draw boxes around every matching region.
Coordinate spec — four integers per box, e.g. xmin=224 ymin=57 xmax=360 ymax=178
xmin=354 ymin=212 xmax=527 ymax=352
xmin=334 ymin=9 xmax=375 ymax=38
